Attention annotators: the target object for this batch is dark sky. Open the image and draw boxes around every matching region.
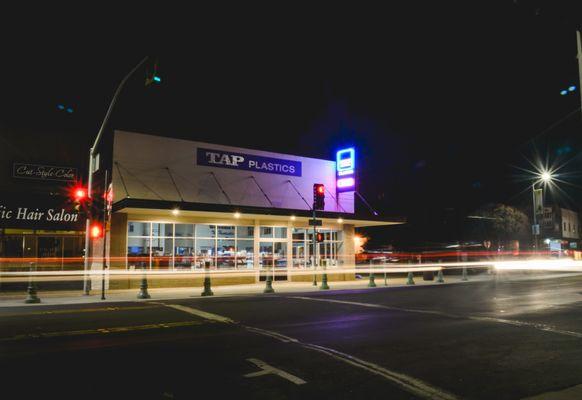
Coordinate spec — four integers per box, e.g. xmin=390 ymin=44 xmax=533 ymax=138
xmin=1 ymin=2 xmax=581 ymax=246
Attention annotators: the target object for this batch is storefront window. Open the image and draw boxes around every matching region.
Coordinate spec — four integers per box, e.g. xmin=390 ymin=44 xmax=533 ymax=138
xmin=152 ymin=223 xmax=173 ymax=237
xmin=197 ymin=224 xmax=216 ymax=238
xmin=274 ymin=227 xmax=287 ymax=239
xmin=128 ymin=222 xmax=150 ymax=237
xmin=217 ymin=226 xmax=235 ymax=238
xmin=127 ymin=237 xmax=150 ymax=269
xmin=236 ymin=239 xmax=254 ymax=268
xmin=151 ymin=237 xmax=173 ymax=269
xmin=217 ymin=239 xmax=236 ymax=268
xmin=260 ymin=227 xmax=273 ymax=238
xmin=237 ymin=226 xmax=254 ymax=238
xmin=125 ymin=221 xmax=342 ymax=271
xmin=196 ymin=238 xmax=215 ymax=267
xmin=174 ymin=238 xmax=194 ymax=269
xmin=175 ymin=224 xmax=194 ymax=237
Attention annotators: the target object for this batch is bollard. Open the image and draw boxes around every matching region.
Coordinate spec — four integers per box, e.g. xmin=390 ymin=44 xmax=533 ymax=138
xmin=137 ymin=270 xmax=151 ymax=299
xmin=368 ymin=272 xmax=377 ymax=287
xmin=368 ymin=260 xmax=376 ymax=288
xmin=24 ymin=262 xmax=41 ymax=304
xmin=437 ymin=269 xmax=445 ymax=283
xmin=437 ymin=260 xmax=445 ymax=283
xmin=263 ymin=267 xmax=275 ymax=293
xmin=406 ymin=271 xmax=415 ymax=285
xmin=384 ymin=271 xmax=388 ymax=286
xmin=312 ymin=257 xmax=317 ymax=286
xmin=320 ymin=259 xmax=330 ymax=290
xmin=461 ymin=267 xmax=468 ymax=281
xmin=201 ymin=260 xmax=214 ymax=296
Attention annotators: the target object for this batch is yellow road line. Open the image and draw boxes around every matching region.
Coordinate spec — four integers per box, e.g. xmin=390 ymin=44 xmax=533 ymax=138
xmin=0 ymin=320 xmax=209 ymax=342
xmin=0 ymin=305 xmax=160 ymax=318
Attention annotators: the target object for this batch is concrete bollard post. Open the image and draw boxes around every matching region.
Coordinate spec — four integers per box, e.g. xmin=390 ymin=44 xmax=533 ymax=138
xmin=437 ymin=269 xmax=445 ymax=283
xmin=264 ymin=266 xmax=275 ymax=293
xmin=406 ymin=272 xmax=415 ymax=285
xmin=462 ymin=266 xmax=468 ymax=281
xmin=368 ymin=261 xmax=376 ymax=287
xmin=137 ymin=269 xmax=151 ymax=299
xmin=320 ymin=259 xmax=330 ymax=290
xmin=437 ymin=260 xmax=445 ymax=283
xmin=201 ymin=260 xmax=214 ymax=296
xmin=24 ymin=262 xmax=41 ymax=304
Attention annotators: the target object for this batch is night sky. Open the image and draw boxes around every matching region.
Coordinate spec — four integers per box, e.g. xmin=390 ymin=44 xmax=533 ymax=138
xmin=1 ymin=2 xmax=581 ymax=248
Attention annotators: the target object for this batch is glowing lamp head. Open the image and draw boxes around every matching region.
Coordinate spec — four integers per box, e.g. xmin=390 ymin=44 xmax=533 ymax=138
xmin=540 ymin=171 xmax=552 ymax=182
xmin=172 ymin=208 xmax=180 ymax=216
xmin=234 ymin=211 xmax=241 ymax=218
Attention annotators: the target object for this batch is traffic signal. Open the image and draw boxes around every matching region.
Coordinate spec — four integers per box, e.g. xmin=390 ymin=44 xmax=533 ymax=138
xmin=90 ymin=223 xmax=103 ymax=238
xmin=313 ymin=183 xmax=325 ymax=210
xmin=145 ymin=60 xmax=161 ymax=86
xmin=71 ymin=185 xmax=88 ymax=211
xmin=316 ymin=232 xmax=324 ymax=243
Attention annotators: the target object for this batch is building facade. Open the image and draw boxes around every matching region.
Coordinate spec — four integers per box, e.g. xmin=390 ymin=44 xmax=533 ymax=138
xmin=0 ymin=130 xmax=86 ymax=270
xmin=541 ymin=206 xmax=581 ymax=251
xmin=90 ymin=130 xmax=399 ymax=288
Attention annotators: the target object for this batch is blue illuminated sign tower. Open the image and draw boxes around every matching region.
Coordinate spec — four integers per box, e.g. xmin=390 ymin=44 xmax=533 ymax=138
xmin=336 ymin=148 xmax=356 ymax=193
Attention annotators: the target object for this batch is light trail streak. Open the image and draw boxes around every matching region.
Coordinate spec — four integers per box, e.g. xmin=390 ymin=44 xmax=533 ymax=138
xmin=1 ymin=259 xmax=581 ymax=284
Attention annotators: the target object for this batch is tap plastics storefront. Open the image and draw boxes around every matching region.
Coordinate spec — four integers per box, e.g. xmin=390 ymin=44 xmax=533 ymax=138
xmin=98 ymin=131 xmax=400 ymax=288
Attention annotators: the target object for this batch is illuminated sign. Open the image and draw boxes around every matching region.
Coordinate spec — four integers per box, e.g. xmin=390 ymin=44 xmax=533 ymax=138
xmin=336 ymin=148 xmax=356 ymax=192
xmin=337 ymin=177 xmax=355 ymax=188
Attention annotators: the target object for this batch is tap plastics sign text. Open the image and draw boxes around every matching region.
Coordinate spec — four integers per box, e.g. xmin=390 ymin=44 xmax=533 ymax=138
xmin=197 ymin=147 xmax=302 ymax=177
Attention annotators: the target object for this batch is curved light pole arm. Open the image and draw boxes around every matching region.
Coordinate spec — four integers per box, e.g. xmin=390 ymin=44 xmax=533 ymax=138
xmin=87 ymin=56 xmax=149 ymax=197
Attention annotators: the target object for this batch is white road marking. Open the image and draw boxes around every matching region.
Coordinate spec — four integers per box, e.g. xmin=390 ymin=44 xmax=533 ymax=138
xmin=290 ymin=296 xmax=582 ymax=339
xmin=244 ymin=358 xmax=307 ymax=385
xmin=163 ymin=303 xmax=235 ymax=324
xmin=165 ymin=302 xmax=458 ymax=400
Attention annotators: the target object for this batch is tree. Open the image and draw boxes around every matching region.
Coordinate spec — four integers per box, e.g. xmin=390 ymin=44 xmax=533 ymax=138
xmin=468 ymin=204 xmax=530 ymax=248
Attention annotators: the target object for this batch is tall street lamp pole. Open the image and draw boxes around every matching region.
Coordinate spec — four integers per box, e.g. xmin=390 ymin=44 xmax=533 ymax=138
xmin=83 ymin=56 xmax=149 ymax=295
xmin=532 ymin=171 xmax=553 ymax=252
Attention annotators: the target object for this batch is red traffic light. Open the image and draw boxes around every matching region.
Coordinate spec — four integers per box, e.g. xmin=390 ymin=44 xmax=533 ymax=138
xmin=90 ymin=224 xmax=103 ymax=238
xmin=313 ymin=184 xmax=325 ymax=210
xmin=72 ymin=186 xmax=87 ymax=202
xmin=316 ymin=232 xmax=324 ymax=242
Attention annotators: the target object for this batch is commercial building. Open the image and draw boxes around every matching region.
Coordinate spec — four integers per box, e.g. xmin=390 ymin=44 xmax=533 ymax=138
xmin=0 ymin=129 xmax=85 ymax=269
xmin=90 ymin=130 xmax=401 ymax=288
xmin=541 ymin=206 xmax=581 ymax=251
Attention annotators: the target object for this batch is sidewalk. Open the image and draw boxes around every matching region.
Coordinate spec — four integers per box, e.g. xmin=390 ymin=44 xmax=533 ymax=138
xmin=1 ymin=271 xmax=580 ymax=308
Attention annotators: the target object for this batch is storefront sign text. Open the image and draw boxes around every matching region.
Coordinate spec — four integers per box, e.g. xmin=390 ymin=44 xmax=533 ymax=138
xmin=13 ymin=163 xmax=77 ymax=182
xmin=0 ymin=205 xmax=79 ymax=223
xmin=197 ymin=148 xmax=302 ymax=177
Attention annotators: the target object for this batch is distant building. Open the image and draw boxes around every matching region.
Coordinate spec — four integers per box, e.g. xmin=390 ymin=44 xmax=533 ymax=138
xmin=540 ymin=206 xmax=581 ymax=250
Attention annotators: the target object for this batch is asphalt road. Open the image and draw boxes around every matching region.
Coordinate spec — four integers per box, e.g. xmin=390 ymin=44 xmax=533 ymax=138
xmin=2 ymin=272 xmax=582 ymax=400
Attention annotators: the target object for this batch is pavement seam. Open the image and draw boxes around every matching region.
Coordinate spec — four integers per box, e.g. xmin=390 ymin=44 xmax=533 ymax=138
xmin=163 ymin=302 xmax=459 ymax=400
xmin=0 ymin=305 xmax=160 ymax=318
xmin=290 ymin=296 xmax=582 ymax=339
xmin=0 ymin=320 xmax=209 ymax=342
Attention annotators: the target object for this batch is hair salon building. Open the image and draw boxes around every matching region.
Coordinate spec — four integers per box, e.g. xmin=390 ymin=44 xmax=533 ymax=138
xmin=90 ymin=130 xmax=402 ymax=289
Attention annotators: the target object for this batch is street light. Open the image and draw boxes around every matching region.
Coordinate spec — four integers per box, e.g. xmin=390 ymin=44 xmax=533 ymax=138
xmin=532 ymin=170 xmax=554 ymax=250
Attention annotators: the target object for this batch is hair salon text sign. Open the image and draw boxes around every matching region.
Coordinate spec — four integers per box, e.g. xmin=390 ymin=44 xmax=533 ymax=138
xmin=13 ymin=163 xmax=77 ymax=182
xmin=197 ymin=148 xmax=302 ymax=177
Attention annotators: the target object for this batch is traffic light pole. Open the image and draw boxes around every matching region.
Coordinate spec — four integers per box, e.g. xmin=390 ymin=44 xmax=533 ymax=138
xmin=84 ymin=56 xmax=149 ymax=295
xmin=312 ymin=208 xmax=317 ymax=286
